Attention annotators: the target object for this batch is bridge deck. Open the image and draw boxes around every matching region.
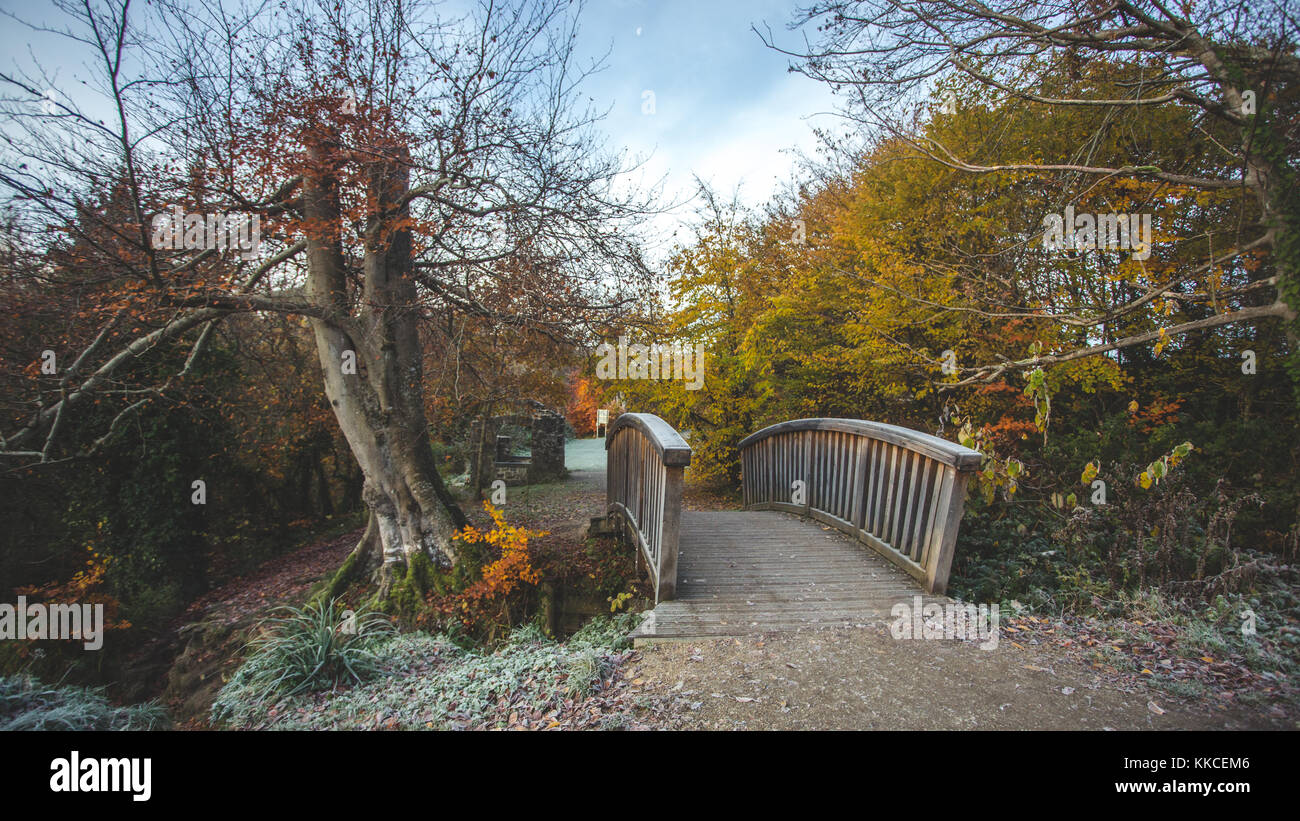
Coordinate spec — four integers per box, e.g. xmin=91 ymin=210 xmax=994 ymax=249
xmin=629 ymin=510 xmax=948 ymax=644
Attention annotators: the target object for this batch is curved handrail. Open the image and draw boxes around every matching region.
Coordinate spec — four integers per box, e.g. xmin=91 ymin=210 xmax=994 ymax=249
xmin=604 ymin=413 xmax=692 ymax=601
xmin=738 ymin=417 xmax=981 ymax=594
xmin=738 ymin=418 xmax=981 ymax=469
xmin=606 ymin=412 xmax=692 ymax=466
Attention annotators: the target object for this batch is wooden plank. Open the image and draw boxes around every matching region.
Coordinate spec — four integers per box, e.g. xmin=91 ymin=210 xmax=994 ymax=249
xmin=628 ymin=509 xmax=941 ymax=639
xmin=849 ymin=437 xmax=867 ymax=529
xmin=898 ymin=450 xmax=921 ymax=558
xmin=872 ymin=439 xmax=888 ymax=536
xmin=798 ymin=432 xmax=808 ymax=507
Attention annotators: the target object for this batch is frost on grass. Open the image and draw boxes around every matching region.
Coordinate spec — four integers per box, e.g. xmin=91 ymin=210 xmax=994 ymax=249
xmin=211 ymin=612 xmax=643 ymax=730
xmin=0 ymin=675 xmax=169 ymax=731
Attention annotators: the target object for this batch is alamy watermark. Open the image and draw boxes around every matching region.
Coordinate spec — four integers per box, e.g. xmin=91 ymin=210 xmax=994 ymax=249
xmin=889 ymin=595 xmax=1000 ymax=650
xmin=1042 ymin=206 xmax=1152 ymax=261
xmin=0 ymin=597 xmax=104 ymax=650
xmin=595 ymin=335 xmax=704 ymax=390
xmin=151 ymin=205 xmax=261 ymax=259
xmin=50 ymin=751 xmax=151 ymax=802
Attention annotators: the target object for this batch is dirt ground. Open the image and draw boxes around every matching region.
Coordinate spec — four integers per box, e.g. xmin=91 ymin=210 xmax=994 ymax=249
xmin=623 ymin=625 xmax=1290 ymax=730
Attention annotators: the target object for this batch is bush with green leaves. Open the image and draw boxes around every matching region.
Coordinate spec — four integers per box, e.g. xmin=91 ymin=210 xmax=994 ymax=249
xmin=0 ymin=675 xmax=169 ymax=730
xmin=212 ymin=597 xmax=395 ymax=720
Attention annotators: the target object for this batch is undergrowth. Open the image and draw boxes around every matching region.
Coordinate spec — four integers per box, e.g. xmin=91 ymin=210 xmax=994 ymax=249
xmin=952 ymin=471 xmax=1300 ymax=705
xmin=211 ymin=597 xmax=396 ymax=720
xmin=210 ymin=612 xmax=642 ymax=730
xmin=0 ymin=675 xmax=169 ymax=730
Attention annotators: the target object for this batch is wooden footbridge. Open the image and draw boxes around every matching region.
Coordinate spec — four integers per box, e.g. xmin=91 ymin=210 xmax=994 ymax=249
xmin=598 ymin=414 xmax=982 ymax=643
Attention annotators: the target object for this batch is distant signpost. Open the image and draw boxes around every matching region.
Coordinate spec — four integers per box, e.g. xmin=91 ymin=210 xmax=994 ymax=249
xmin=596 ymin=408 xmax=609 ymax=438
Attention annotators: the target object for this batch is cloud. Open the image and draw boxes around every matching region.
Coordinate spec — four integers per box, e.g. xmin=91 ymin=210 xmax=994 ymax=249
xmin=573 ymin=1 xmax=842 ymax=253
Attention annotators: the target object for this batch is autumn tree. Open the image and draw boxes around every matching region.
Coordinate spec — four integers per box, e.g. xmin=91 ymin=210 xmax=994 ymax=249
xmin=766 ymin=0 xmax=1299 ymax=387
xmin=0 ymin=0 xmax=653 ymax=598
xmin=613 ymin=182 xmax=771 ymax=486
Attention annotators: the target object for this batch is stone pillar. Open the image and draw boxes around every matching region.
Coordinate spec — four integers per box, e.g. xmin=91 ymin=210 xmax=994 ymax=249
xmin=527 ymin=408 xmax=567 ymax=483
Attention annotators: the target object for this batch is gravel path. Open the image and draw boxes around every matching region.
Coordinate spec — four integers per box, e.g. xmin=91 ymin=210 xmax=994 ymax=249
xmin=623 ymin=626 xmax=1287 ymax=730
xmin=565 ymin=436 xmax=608 ymax=475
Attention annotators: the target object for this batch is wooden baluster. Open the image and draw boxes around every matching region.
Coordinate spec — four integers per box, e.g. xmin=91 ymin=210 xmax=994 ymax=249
xmin=899 ymin=451 xmax=922 ymax=559
xmin=873 ymin=440 xmax=889 ymax=536
xmin=850 ymin=436 xmax=867 ymax=530
xmin=905 ymin=457 xmax=933 ymax=560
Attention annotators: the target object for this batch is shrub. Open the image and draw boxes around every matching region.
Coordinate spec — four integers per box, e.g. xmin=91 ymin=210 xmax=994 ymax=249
xmin=424 ymin=502 xmax=547 ymax=641
xmin=566 ymin=610 xmax=642 ymax=651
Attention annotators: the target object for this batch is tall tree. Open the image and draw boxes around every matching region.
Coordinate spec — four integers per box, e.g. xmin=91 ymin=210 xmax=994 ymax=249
xmin=0 ymin=0 xmax=653 ymax=596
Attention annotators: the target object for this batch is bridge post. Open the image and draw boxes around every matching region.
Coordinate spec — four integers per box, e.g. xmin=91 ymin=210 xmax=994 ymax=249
xmin=603 ymin=413 xmax=692 ymax=603
xmin=658 ymin=463 xmax=685 ymax=601
xmin=924 ymin=467 xmax=973 ymax=595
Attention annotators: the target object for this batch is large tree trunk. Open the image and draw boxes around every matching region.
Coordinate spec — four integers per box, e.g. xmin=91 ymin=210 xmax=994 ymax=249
xmin=302 ymin=130 xmax=467 ymax=598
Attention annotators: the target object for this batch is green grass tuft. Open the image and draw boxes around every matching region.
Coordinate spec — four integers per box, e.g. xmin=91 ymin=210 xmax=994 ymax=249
xmin=211 ymin=597 xmax=396 ymax=723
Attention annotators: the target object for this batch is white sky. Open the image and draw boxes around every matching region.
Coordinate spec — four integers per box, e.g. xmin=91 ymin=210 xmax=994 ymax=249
xmin=570 ymin=0 xmax=842 ymax=256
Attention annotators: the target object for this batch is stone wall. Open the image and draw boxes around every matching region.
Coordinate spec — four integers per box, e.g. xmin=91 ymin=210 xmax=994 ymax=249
xmin=526 ymin=408 xmax=567 ymax=484
xmin=467 ymin=405 xmax=567 ymax=490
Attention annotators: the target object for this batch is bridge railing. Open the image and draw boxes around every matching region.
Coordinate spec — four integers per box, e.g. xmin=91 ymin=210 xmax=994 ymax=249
xmin=738 ymin=418 xmax=982 ymax=595
xmin=605 ymin=413 xmax=692 ymax=602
